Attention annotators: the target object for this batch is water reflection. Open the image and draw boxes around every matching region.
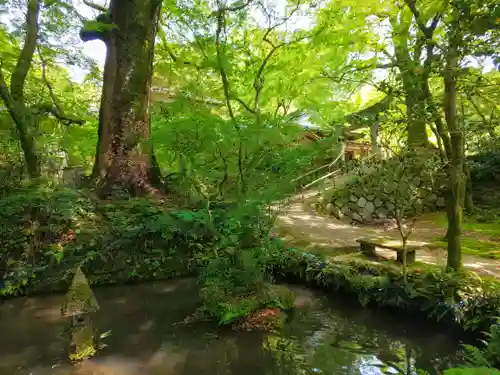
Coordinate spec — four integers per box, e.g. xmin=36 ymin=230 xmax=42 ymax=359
xmin=263 ymin=287 xmax=460 ymax=375
xmin=0 ymin=280 xmax=462 ymax=375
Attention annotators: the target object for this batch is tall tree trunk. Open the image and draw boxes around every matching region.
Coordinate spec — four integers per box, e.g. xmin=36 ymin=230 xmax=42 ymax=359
xmin=0 ymin=0 xmax=41 ymax=178
xmin=444 ymin=12 xmax=463 ymax=271
xmin=82 ymin=0 xmax=163 ymax=196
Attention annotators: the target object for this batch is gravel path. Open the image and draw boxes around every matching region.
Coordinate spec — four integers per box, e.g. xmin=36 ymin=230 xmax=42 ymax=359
xmin=274 ymin=191 xmax=500 ymax=278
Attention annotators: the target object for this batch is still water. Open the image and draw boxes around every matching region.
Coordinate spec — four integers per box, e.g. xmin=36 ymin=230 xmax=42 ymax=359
xmin=0 ymin=278 xmax=464 ymax=375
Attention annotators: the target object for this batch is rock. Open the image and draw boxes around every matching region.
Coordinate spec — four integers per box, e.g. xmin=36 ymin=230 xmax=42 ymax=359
xmin=331 ymin=205 xmax=342 ymax=218
xmin=387 ymin=202 xmax=395 ymax=212
xmin=364 ymin=201 xmax=375 ymax=214
xmin=366 ymin=195 xmax=375 ymax=201
xmin=436 ymin=197 xmax=446 ymax=207
xmin=326 ymin=203 xmax=334 ymax=213
xmin=357 ymin=197 xmax=367 ymax=208
xmin=350 ymin=195 xmax=358 ymax=203
xmin=412 ymin=177 xmax=421 ymax=186
xmin=362 ymin=209 xmax=373 ymax=221
xmin=348 ymin=202 xmax=359 ymax=212
xmin=351 ymin=212 xmax=363 ymax=222
xmin=376 ymin=208 xmax=388 ymax=219
xmin=374 ymin=198 xmax=383 ymax=208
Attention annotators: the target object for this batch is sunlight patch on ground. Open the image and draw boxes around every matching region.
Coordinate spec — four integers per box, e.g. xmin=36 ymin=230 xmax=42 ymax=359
xmin=276 ymin=190 xmax=500 ymax=278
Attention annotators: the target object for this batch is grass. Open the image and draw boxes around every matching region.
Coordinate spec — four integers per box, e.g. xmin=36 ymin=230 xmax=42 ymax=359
xmin=422 ymin=211 xmax=500 ymax=259
xmin=427 ymin=212 xmax=500 ymax=235
xmin=431 ymin=238 xmax=500 ymax=260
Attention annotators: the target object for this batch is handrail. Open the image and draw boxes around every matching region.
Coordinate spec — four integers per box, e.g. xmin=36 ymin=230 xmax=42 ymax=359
xmin=291 ymin=163 xmax=331 ymax=183
xmin=291 ymin=149 xmax=344 ymax=183
xmin=302 ymin=169 xmax=341 ymax=190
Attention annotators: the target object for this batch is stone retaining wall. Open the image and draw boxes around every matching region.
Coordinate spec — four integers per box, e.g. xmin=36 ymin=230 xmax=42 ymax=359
xmin=320 ymin=158 xmax=445 ymax=223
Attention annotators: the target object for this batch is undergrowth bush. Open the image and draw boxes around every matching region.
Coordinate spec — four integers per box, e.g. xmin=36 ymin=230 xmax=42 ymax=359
xmin=0 ymin=183 xmax=219 ymax=297
xmin=273 ymin=249 xmax=500 ymax=332
xmin=197 ymin=201 xmax=295 ymax=325
xmin=469 ymin=152 xmax=500 ymax=184
xmin=462 ymin=317 xmax=500 ymax=369
xmin=272 ymin=249 xmax=500 ymax=370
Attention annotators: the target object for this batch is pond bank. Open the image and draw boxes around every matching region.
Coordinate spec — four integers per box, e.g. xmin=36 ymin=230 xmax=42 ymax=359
xmin=272 ymin=248 xmax=500 ymax=334
xmin=3 ymin=245 xmax=500 ymax=336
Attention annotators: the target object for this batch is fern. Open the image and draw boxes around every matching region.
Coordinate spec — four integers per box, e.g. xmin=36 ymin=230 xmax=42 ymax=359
xmin=462 ymin=344 xmax=492 ymax=368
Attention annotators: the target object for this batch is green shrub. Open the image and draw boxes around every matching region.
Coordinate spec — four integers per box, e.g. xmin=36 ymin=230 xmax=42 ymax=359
xmin=272 ymin=249 xmax=500 ymax=332
xmin=469 ymin=153 xmax=500 ymax=183
xmin=197 ymin=201 xmax=294 ymax=325
xmin=0 ymin=184 xmax=216 ymax=297
xmin=461 ymin=318 xmax=500 ymax=369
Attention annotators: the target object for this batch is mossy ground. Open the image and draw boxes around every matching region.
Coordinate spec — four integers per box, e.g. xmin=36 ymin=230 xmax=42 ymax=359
xmin=422 ymin=212 xmax=500 ymax=260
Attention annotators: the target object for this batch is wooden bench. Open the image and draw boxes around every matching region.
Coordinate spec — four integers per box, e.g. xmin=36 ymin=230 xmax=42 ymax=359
xmin=356 ymin=237 xmax=427 ymax=264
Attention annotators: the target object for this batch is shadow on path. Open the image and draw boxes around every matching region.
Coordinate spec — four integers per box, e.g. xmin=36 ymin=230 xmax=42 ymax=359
xmin=274 ymin=192 xmax=500 ymax=278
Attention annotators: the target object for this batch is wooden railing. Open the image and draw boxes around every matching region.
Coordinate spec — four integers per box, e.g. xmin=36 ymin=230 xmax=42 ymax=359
xmin=290 ymin=151 xmax=345 ymax=202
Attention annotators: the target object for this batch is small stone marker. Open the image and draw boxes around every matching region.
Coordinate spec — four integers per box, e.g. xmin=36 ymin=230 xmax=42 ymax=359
xmin=61 ymin=267 xmax=99 ymax=362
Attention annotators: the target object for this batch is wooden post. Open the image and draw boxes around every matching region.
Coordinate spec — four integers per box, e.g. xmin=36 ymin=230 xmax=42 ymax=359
xmin=61 ymin=267 xmax=100 ymax=362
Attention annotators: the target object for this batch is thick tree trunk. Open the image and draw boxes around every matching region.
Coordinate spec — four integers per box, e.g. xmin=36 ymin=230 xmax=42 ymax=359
xmin=84 ymin=0 xmax=163 ymax=196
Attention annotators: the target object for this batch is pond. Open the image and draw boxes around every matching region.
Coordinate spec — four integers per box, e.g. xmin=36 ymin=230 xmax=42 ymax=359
xmin=0 ymin=278 xmax=465 ymax=375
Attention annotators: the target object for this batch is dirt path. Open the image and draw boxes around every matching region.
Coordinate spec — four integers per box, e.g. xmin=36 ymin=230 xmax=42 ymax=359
xmin=274 ymin=191 xmax=500 ymax=278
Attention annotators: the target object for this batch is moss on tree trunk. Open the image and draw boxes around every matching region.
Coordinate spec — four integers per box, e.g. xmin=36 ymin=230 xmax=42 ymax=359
xmin=84 ymin=0 xmax=163 ymax=197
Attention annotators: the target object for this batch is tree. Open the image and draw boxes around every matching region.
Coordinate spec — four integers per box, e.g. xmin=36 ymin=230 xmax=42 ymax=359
xmin=0 ymin=0 xmax=89 ymax=179
xmin=80 ymin=0 xmax=163 ymax=196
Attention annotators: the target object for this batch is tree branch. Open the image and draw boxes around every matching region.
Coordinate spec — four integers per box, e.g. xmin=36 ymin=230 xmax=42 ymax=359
xmin=10 ymin=0 xmax=40 ymax=103
xmin=404 ymin=0 xmax=441 ymax=39
xmin=38 ymin=48 xmax=85 ymax=125
xmin=215 ymin=9 xmax=237 ymax=124
xmin=163 ymin=44 xmax=202 ymax=69
xmin=232 ymin=97 xmax=256 ymax=113
xmin=83 ymin=0 xmax=108 ymax=12
xmin=158 ymin=27 xmax=203 ymax=70
xmin=213 ymin=0 xmax=255 ymax=14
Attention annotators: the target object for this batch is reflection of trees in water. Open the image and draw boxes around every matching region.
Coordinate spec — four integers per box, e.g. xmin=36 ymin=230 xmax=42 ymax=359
xmin=166 ymin=299 xmax=457 ymax=375
xmin=263 ymin=335 xmax=307 ymax=375
xmin=173 ymin=331 xmax=272 ymax=375
xmin=263 ymin=306 xmax=457 ymax=375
